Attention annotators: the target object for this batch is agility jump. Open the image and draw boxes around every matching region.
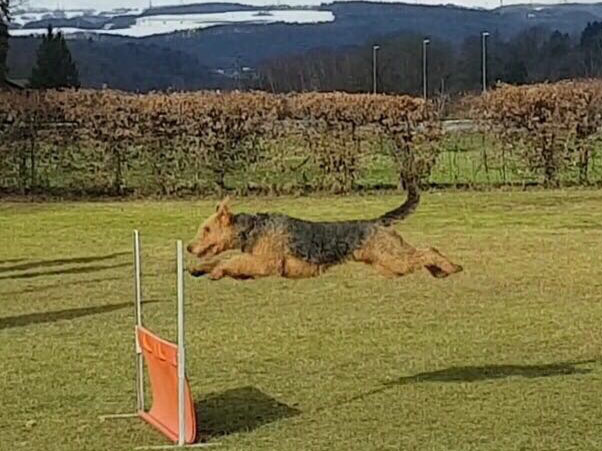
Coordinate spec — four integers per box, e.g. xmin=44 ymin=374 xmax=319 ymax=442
xmin=100 ymin=230 xmax=205 ymax=449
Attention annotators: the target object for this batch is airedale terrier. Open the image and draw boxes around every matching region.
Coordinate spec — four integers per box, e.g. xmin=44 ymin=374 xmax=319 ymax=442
xmin=186 ymin=186 xmax=462 ymax=281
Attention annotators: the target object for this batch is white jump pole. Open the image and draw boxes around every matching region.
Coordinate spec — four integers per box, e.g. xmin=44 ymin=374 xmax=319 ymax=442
xmin=176 ymin=240 xmax=186 ymax=447
xmin=104 ymin=233 xmax=216 ymax=449
xmin=98 ymin=230 xmax=145 ymax=422
xmin=135 ymin=230 xmax=145 ymax=413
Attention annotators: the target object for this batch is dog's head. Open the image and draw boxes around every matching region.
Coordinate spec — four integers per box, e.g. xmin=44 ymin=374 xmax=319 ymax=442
xmin=187 ymin=197 xmax=238 ymax=258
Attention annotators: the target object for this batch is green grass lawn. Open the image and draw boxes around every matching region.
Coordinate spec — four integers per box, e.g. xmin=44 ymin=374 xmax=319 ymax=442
xmin=1 ymin=190 xmax=602 ymax=451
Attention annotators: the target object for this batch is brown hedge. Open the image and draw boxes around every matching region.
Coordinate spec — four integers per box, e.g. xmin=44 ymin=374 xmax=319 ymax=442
xmin=0 ymin=90 xmax=440 ymax=195
xmin=471 ymin=80 xmax=602 ymax=186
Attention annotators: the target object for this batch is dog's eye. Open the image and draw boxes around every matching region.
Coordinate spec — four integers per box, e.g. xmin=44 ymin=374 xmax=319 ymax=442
xmin=204 ymin=226 xmax=210 ymax=233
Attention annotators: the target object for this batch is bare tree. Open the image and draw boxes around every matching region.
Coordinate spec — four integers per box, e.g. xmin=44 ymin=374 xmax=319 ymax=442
xmin=3 ymin=0 xmax=28 ymax=18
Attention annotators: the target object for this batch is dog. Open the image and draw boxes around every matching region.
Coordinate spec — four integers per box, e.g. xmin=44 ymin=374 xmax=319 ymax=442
xmin=186 ymin=185 xmax=462 ymax=281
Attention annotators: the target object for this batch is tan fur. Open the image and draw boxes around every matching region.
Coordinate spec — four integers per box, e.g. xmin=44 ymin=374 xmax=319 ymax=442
xmin=208 ymin=254 xmax=284 ymax=280
xmin=187 ymin=197 xmax=462 ymax=281
xmin=187 ymin=198 xmax=238 ymax=259
xmin=282 ymin=256 xmax=323 ymax=279
xmin=353 ymin=229 xmax=462 ymax=278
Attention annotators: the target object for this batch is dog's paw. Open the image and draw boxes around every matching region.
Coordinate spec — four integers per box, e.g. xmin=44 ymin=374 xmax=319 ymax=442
xmin=187 ymin=264 xmax=207 ymax=278
xmin=208 ymin=268 xmax=225 ymax=280
xmin=425 ymin=265 xmax=449 ymax=278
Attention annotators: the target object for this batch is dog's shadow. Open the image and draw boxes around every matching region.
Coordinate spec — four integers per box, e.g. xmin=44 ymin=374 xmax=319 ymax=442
xmin=330 ymin=359 xmax=596 ymax=410
xmin=384 ymin=360 xmax=595 ymax=385
xmin=195 ymin=386 xmax=300 ymax=440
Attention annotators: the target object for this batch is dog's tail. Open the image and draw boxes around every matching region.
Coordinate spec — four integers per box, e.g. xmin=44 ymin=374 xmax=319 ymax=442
xmin=376 ymin=182 xmax=420 ymax=226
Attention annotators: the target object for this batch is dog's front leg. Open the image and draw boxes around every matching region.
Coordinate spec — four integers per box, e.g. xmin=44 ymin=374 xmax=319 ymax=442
xmin=187 ymin=250 xmax=241 ymax=277
xmin=187 ymin=259 xmax=220 ymax=277
xmin=209 ymin=254 xmax=283 ymax=280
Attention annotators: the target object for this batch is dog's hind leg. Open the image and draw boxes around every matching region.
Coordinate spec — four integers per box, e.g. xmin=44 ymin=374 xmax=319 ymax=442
xmin=419 ymin=247 xmax=463 ymax=278
xmin=354 ymin=242 xmax=420 ymax=277
xmin=371 ymin=253 xmax=421 ymax=277
xmin=208 ymin=254 xmax=284 ymax=280
xmin=371 ymin=263 xmax=398 ymax=278
xmin=354 ymin=230 xmax=462 ymax=278
xmin=373 ymin=247 xmax=462 ymax=278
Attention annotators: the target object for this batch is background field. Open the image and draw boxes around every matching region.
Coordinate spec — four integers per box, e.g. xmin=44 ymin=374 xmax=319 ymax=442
xmin=4 ymin=135 xmax=602 ymax=198
xmin=1 ymin=190 xmax=602 ymax=451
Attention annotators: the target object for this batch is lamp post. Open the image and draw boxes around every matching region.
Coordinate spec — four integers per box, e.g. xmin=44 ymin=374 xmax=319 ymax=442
xmin=372 ymin=44 xmax=380 ymax=94
xmin=482 ymin=31 xmax=490 ymax=94
xmin=422 ymin=38 xmax=430 ymax=100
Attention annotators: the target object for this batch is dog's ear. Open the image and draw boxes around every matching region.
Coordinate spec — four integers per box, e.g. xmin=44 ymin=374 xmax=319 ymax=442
xmin=216 ymin=196 xmax=233 ymax=225
xmin=215 ymin=196 xmax=231 ymax=212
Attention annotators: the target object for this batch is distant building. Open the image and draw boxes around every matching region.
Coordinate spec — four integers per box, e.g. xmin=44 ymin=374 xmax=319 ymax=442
xmin=211 ymin=66 xmax=259 ymax=81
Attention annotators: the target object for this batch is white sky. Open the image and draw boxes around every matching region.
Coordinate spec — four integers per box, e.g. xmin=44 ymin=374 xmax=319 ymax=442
xmin=23 ymin=0 xmax=602 ymax=12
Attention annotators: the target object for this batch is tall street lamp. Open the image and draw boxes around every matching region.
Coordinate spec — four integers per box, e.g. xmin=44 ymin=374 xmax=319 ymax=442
xmin=372 ymin=44 xmax=380 ymax=94
xmin=422 ymin=38 xmax=430 ymax=100
xmin=482 ymin=31 xmax=490 ymax=94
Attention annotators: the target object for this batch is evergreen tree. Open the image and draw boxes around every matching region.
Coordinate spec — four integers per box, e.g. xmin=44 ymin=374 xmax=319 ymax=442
xmin=29 ymin=25 xmax=80 ymax=89
xmin=0 ymin=0 xmax=9 ymax=81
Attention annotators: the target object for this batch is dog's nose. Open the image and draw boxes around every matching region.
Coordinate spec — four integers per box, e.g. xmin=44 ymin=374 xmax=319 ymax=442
xmin=186 ymin=244 xmax=193 ymax=254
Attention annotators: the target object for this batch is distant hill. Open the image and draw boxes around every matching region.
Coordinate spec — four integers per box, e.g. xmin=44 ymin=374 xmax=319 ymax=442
xmin=21 ymin=15 xmax=137 ymax=30
xmin=140 ymin=2 xmax=264 ymax=15
xmin=7 ymin=35 xmax=224 ymax=91
xmin=8 ymin=1 xmax=602 ymax=91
